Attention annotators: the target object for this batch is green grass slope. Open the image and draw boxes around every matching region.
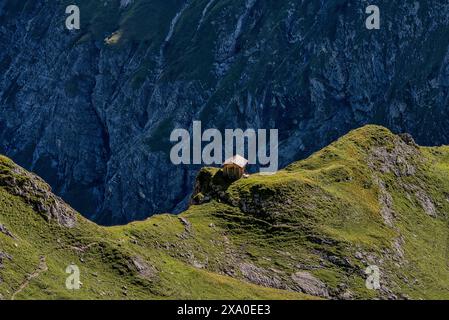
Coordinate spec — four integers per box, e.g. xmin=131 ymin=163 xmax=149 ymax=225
xmin=2 ymin=125 xmax=449 ymax=300
xmin=0 ymin=155 xmax=312 ymax=300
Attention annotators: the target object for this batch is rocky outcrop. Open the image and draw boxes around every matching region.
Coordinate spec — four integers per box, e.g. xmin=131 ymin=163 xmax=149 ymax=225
xmin=0 ymin=224 xmax=15 ymax=239
xmin=0 ymin=157 xmax=77 ymax=228
xmin=239 ymin=262 xmax=287 ymax=290
xmin=2 ymin=1 xmax=449 ymax=224
xmin=368 ymin=131 xmax=439 ymax=221
xmin=131 ymin=256 xmax=158 ymax=281
xmin=291 ymin=272 xmax=330 ymax=298
xmin=191 ymin=168 xmax=232 ymax=205
xmin=368 ymin=133 xmax=422 ymax=178
xmin=374 ymin=177 xmax=396 ymax=227
xmin=0 ymin=251 xmax=13 ymax=269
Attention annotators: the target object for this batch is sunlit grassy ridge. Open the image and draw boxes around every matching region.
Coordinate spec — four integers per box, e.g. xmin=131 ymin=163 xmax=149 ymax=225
xmin=2 ymin=125 xmax=449 ymax=299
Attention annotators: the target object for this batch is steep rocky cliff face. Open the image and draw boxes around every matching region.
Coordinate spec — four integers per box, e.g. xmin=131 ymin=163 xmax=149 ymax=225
xmin=1 ymin=0 xmax=449 ymax=224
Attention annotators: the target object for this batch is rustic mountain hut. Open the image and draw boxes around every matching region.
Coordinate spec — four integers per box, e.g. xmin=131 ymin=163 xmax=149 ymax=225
xmin=223 ymin=155 xmax=248 ymax=180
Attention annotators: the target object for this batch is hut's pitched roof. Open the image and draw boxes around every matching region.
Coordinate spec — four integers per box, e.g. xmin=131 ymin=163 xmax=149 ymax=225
xmin=224 ymin=155 xmax=248 ymax=168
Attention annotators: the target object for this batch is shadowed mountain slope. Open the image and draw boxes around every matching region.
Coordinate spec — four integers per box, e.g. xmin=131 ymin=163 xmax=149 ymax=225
xmin=2 ymin=1 xmax=449 ymax=223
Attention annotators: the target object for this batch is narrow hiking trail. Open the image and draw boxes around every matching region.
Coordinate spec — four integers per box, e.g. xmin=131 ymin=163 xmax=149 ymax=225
xmin=11 ymin=256 xmax=47 ymax=300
